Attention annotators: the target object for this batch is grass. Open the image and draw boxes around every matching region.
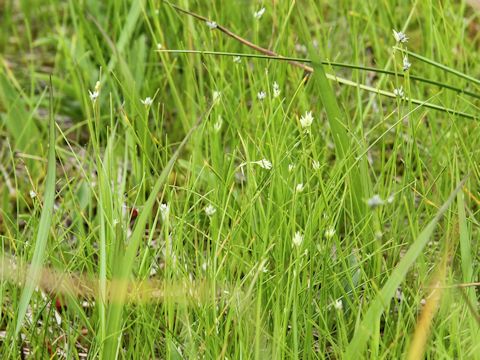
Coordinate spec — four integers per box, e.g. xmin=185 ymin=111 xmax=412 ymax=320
xmin=0 ymin=0 xmax=479 ymax=358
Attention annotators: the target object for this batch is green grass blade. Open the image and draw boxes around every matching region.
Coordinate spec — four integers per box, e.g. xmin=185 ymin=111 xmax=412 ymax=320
xmin=344 ymin=177 xmax=467 ymax=359
xmin=14 ymin=80 xmax=56 ymax=334
xmin=309 ymin=58 xmax=370 ymax=218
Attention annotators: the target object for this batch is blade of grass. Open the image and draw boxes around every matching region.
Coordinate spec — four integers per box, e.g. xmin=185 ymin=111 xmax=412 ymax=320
xmin=308 ymin=55 xmax=370 ymax=218
xmin=14 ymin=79 xmax=56 ymax=334
xmin=344 ymin=177 xmax=467 ymax=359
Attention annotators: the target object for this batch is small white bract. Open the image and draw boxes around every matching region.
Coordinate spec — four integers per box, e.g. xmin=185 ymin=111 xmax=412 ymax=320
xmin=160 ymin=203 xmax=170 ymax=221
xmin=141 ymin=96 xmax=153 ymax=106
xmin=402 ymin=56 xmax=411 ymax=71
xmin=292 ymin=231 xmax=304 ymax=247
xmin=325 ymin=227 xmax=336 ymax=239
xmin=288 ymin=163 xmax=295 ymax=172
xmin=257 ymin=91 xmax=266 ymax=101
xmin=300 ymin=111 xmax=314 ymax=128
xmin=393 ymin=87 xmax=405 ymax=98
xmin=272 ymin=81 xmax=281 ymax=98
xmin=88 ymin=80 xmax=101 ymax=103
xmin=204 ymin=204 xmax=217 ymax=217
xmin=334 ymin=299 xmax=343 ymax=310
xmin=212 ymin=90 xmax=221 ymax=103
xmin=367 ymin=194 xmax=385 ymax=208
xmin=29 ymin=190 xmax=37 ymax=199
xmin=254 ymin=159 xmax=272 ymax=170
xmin=214 ymin=116 xmax=223 ymax=132
xmin=253 ymin=7 xmax=266 ymax=19
xmin=156 ymin=43 xmax=162 ymax=50
xmin=393 ymin=29 xmax=408 ymax=43
xmin=206 ymin=21 xmax=217 ymax=29
xmin=295 ymin=183 xmax=305 ymax=193
xmin=312 ymin=160 xmax=320 ymax=170
xmin=233 ymin=56 xmax=241 ymax=64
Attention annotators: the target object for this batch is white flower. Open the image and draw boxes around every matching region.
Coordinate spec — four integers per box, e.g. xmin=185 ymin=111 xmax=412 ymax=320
xmin=272 ymin=81 xmax=281 ymax=98
xmin=141 ymin=96 xmax=153 ymax=106
xmin=160 ymin=203 xmax=170 ymax=221
xmin=295 ymin=183 xmax=305 ymax=193
xmin=312 ymin=160 xmax=320 ymax=170
xmin=206 ymin=21 xmax=217 ymax=29
xmin=204 ymin=204 xmax=217 ymax=217
xmin=293 ymin=231 xmax=304 ymax=247
xmin=300 ymin=111 xmax=314 ymax=128
xmin=288 ymin=163 xmax=295 ymax=172
xmin=89 ymin=90 xmax=99 ymax=102
xmin=88 ymin=81 xmax=101 ymax=102
xmin=233 ymin=56 xmax=241 ymax=64
xmin=393 ymin=29 xmax=408 ymax=43
xmin=29 ymin=190 xmax=37 ymax=199
xmin=257 ymin=91 xmax=266 ymax=101
xmin=393 ymin=87 xmax=404 ymax=98
xmin=156 ymin=43 xmax=162 ymax=50
xmin=254 ymin=159 xmax=272 ymax=170
xmin=214 ymin=116 xmax=223 ymax=132
xmin=253 ymin=7 xmax=266 ymax=19
xmin=367 ymin=194 xmax=384 ymax=208
xmin=212 ymin=90 xmax=221 ymax=103
xmin=325 ymin=227 xmax=336 ymax=239
xmin=387 ymin=194 xmax=394 ymax=204
xmin=334 ymin=299 xmax=343 ymax=310
xmin=402 ymin=56 xmax=411 ymax=71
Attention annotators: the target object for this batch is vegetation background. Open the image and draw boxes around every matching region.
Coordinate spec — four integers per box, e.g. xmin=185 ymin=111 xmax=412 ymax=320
xmin=0 ymin=0 xmax=479 ymax=358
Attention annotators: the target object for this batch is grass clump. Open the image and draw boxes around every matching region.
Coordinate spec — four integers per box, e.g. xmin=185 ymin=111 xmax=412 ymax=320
xmin=0 ymin=1 xmax=479 ymax=358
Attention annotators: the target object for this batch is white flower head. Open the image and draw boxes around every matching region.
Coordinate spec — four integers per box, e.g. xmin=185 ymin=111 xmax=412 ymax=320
xmin=272 ymin=81 xmax=281 ymax=98
xmin=367 ymin=194 xmax=384 ymax=208
xmin=300 ymin=111 xmax=314 ymax=128
xmin=160 ymin=203 xmax=170 ymax=221
xmin=156 ymin=43 xmax=162 ymax=50
xmin=393 ymin=87 xmax=405 ymax=98
xmin=89 ymin=90 xmax=99 ymax=102
xmin=293 ymin=231 xmax=304 ymax=247
xmin=214 ymin=116 xmax=223 ymax=132
xmin=393 ymin=29 xmax=408 ymax=43
xmin=204 ymin=204 xmax=217 ymax=217
xmin=295 ymin=183 xmax=305 ymax=193
xmin=88 ymin=81 xmax=100 ymax=102
xmin=312 ymin=160 xmax=320 ymax=170
xmin=253 ymin=7 xmax=266 ymax=19
xmin=288 ymin=163 xmax=295 ymax=172
xmin=334 ymin=299 xmax=343 ymax=310
xmin=255 ymin=158 xmax=272 ymax=170
xmin=233 ymin=56 xmax=241 ymax=64
xmin=141 ymin=96 xmax=153 ymax=106
xmin=212 ymin=90 xmax=221 ymax=103
xmin=29 ymin=190 xmax=37 ymax=199
xmin=325 ymin=227 xmax=336 ymax=239
xmin=402 ymin=56 xmax=411 ymax=71
xmin=206 ymin=21 xmax=218 ymax=29
xmin=257 ymin=91 xmax=266 ymax=101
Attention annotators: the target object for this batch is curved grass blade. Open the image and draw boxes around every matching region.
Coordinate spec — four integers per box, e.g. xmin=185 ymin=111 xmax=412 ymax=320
xmin=14 ymin=79 xmax=56 ymax=334
xmin=343 ymin=177 xmax=467 ymax=359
